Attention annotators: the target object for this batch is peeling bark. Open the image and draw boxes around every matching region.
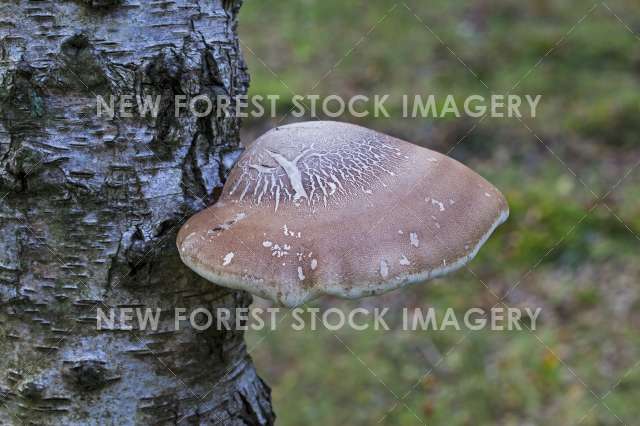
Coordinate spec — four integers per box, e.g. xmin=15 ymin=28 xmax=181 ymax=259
xmin=0 ymin=1 xmax=274 ymax=424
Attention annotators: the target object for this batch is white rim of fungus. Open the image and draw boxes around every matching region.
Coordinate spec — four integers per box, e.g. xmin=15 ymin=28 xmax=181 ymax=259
xmin=322 ymin=207 xmax=509 ymax=301
xmin=179 ymin=208 xmax=509 ymax=308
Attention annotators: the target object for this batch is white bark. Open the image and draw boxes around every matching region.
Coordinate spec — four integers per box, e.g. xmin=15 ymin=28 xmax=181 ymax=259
xmin=0 ymin=1 xmax=274 ymax=424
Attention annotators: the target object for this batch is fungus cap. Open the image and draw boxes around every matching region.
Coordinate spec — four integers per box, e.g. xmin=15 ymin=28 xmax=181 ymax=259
xmin=177 ymin=121 xmax=508 ymax=307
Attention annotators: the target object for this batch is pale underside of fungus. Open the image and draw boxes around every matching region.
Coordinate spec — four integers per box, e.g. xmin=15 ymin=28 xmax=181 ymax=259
xmin=177 ymin=121 xmax=509 ymax=307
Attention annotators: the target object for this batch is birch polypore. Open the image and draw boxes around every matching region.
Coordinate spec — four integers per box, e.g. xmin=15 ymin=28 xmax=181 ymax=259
xmin=177 ymin=121 xmax=509 ymax=307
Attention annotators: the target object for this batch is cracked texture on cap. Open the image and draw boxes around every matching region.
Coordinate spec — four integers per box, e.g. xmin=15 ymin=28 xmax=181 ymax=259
xmin=177 ymin=121 xmax=509 ymax=307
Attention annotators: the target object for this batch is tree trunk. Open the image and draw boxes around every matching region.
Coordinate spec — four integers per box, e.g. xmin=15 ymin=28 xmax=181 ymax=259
xmin=0 ymin=1 xmax=275 ymax=424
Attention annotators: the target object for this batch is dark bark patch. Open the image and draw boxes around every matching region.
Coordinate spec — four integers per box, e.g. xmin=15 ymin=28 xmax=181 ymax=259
xmin=18 ymin=380 xmax=46 ymax=400
xmin=62 ymin=360 xmax=111 ymax=392
xmin=0 ymin=61 xmax=46 ymax=127
xmin=75 ymin=0 xmax=123 ymax=10
xmin=1 ymin=144 xmax=45 ymax=192
xmin=58 ymin=34 xmax=110 ymax=92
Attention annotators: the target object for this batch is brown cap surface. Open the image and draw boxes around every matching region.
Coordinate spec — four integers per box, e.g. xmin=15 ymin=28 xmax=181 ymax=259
xmin=177 ymin=121 xmax=509 ymax=307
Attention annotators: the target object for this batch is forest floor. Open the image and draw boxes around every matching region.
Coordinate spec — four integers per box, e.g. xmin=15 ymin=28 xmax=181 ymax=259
xmin=239 ymin=1 xmax=640 ymax=424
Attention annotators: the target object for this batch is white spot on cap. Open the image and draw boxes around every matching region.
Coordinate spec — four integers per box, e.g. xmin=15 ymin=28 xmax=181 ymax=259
xmin=282 ymin=224 xmax=302 ymax=238
xmin=311 ymin=259 xmax=318 ymax=270
xmin=399 ymin=255 xmax=410 ymax=266
xmin=297 ymin=266 xmax=306 ymax=281
xmin=262 ymin=240 xmax=273 ymax=247
xmin=410 ymin=232 xmax=419 ymax=248
xmin=222 ymin=252 xmax=234 ymax=266
xmin=379 ymin=260 xmax=389 ymax=279
xmin=485 ymin=192 xmax=492 ymax=197
xmin=432 ymin=198 xmax=445 ymax=211
xmin=270 ymin=244 xmax=289 ymax=258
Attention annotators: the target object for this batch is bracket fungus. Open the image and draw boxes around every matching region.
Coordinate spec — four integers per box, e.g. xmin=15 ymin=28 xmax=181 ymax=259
xmin=177 ymin=121 xmax=508 ymax=307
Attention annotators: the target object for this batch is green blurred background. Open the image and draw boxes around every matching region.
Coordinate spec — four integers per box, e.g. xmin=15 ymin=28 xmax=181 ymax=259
xmin=238 ymin=1 xmax=640 ymax=424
